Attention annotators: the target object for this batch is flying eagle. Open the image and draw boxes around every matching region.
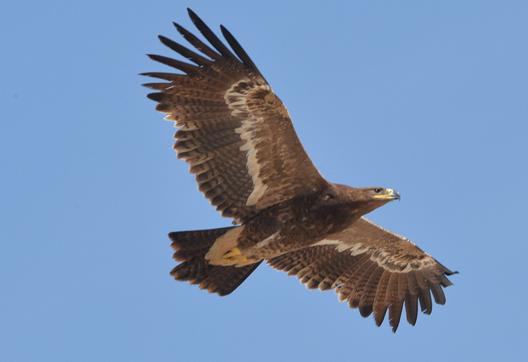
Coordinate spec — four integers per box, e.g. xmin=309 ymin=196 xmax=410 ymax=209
xmin=142 ymin=9 xmax=456 ymax=332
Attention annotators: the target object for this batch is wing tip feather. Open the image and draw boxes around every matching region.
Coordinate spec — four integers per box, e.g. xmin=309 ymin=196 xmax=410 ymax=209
xmin=146 ymin=92 xmax=163 ymax=102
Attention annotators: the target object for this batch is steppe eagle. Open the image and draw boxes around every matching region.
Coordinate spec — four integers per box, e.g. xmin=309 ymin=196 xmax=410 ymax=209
xmin=142 ymin=8 xmax=456 ymax=332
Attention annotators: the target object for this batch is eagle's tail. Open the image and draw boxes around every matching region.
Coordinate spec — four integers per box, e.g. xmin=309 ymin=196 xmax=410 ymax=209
xmin=169 ymin=226 xmax=261 ymax=296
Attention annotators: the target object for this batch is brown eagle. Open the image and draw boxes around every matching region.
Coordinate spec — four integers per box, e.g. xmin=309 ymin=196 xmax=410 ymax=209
xmin=142 ymin=9 xmax=456 ymax=332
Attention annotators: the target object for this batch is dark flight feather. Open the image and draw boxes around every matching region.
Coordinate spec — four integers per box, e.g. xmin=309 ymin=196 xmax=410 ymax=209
xmin=158 ymin=35 xmax=212 ymax=66
xmin=173 ymin=22 xmax=222 ymax=60
xmin=147 ymin=54 xmax=199 ymax=75
xmin=187 ymin=8 xmax=237 ymax=59
xmin=220 ymin=25 xmax=261 ymax=75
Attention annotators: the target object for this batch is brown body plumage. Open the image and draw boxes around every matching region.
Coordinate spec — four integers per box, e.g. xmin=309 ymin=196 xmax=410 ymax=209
xmin=143 ymin=9 xmax=455 ymax=332
xmin=210 ymin=184 xmax=396 ymax=264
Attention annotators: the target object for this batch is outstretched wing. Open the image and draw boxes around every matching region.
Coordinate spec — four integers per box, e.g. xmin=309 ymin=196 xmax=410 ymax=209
xmin=268 ymin=218 xmax=456 ymax=332
xmin=143 ymin=9 xmax=327 ymax=222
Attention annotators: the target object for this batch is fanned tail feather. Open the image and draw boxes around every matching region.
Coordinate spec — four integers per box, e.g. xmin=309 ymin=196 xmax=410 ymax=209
xmin=169 ymin=227 xmax=261 ymax=296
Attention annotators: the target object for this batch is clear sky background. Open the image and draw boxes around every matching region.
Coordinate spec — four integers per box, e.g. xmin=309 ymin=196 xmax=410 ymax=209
xmin=2 ymin=1 xmax=527 ymax=361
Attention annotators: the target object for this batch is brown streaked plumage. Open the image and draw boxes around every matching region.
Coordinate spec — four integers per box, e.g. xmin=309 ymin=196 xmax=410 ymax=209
xmin=143 ymin=8 xmax=456 ymax=332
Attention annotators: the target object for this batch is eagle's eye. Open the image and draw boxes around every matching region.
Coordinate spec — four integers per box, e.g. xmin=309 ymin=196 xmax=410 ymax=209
xmin=374 ymin=188 xmax=383 ymax=194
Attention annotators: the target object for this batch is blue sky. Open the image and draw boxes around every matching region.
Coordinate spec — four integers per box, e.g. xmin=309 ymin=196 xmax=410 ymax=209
xmin=2 ymin=1 xmax=527 ymax=361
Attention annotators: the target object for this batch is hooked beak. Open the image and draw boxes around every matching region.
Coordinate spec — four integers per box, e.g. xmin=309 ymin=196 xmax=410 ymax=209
xmin=373 ymin=188 xmax=400 ymax=201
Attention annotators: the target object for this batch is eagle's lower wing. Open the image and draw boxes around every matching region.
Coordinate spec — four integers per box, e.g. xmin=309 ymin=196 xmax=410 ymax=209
xmin=143 ymin=9 xmax=327 ymax=222
xmin=268 ymin=217 xmax=456 ymax=332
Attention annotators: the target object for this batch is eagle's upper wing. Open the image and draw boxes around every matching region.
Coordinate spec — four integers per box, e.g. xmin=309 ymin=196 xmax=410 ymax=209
xmin=143 ymin=9 xmax=327 ymax=222
xmin=268 ymin=218 xmax=456 ymax=332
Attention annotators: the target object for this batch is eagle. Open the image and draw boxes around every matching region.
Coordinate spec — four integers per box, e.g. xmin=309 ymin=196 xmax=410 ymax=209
xmin=142 ymin=8 xmax=456 ymax=332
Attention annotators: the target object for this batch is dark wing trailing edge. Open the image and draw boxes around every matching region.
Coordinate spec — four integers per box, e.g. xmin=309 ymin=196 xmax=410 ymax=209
xmin=268 ymin=218 xmax=456 ymax=332
xmin=142 ymin=8 xmax=327 ymax=223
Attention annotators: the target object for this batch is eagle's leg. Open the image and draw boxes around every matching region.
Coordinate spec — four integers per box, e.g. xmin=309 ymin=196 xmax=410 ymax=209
xmin=204 ymin=227 xmax=257 ymax=266
xmin=169 ymin=226 xmax=261 ymax=295
xmin=222 ymin=247 xmax=251 ymax=265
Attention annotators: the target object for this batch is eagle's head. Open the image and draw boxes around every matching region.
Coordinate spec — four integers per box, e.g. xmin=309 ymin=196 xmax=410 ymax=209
xmin=366 ymin=187 xmax=400 ymax=202
xmin=321 ymin=184 xmax=400 ymax=215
